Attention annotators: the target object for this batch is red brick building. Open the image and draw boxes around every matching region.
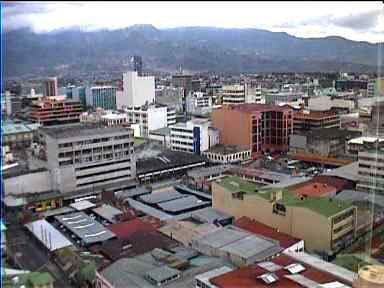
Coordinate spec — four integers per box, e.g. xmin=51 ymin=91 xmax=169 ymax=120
xmin=211 ymin=104 xmax=293 ymax=156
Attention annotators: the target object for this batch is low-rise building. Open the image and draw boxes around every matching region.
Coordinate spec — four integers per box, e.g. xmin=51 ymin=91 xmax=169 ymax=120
xmin=29 ymin=96 xmax=83 ymax=126
xmin=2 ymin=121 xmax=40 ymax=149
xmin=289 ymin=128 xmax=361 ymax=157
xmin=202 ymin=144 xmax=251 ymax=164
xmin=293 ymin=110 xmax=340 ymax=132
xmin=347 ymin=136 xmax=384 ymax=156
xmin=148 ymin=127 xmax=171 ymax=148
xmin=125 ymin=104 xmax=176 ymax=137
xmin=212 ymin=176 xmax=357 ymax=254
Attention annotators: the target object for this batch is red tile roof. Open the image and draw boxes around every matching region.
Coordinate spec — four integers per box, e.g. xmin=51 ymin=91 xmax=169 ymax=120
xmin=235 ymin=217 xmax=301 ymax=249
xmin=106 ymin=218 xmax=155 ymax=240
xmin=210 ymin=255 xmax=347 ymax=288
xmin=289 ymin=182 xmax=337 ymax=197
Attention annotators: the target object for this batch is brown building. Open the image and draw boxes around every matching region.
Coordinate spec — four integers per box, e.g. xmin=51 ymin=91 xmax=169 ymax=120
xmin=29 ymin=96 xmax=83 ymax=126
xmin=293 ymin=110 xmax=340 ymax=133
xmin=42 ymin=77 xmax=58 ymax=97
xmin=212 ymin=176 xmax=357 ymax=254
xmin=211 ymin=104 xmax=293 ymax=156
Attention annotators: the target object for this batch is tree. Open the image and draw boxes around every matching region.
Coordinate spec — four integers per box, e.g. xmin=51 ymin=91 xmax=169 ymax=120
xmin=76 ymin=260 xmax=96 ymax=288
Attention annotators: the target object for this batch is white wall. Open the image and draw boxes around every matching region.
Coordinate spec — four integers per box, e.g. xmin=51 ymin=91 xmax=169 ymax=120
xmin=4 ymin=170 xmax=53 ymax=195
xmin=148 ymin=106 xmax=168 ymax=131
xmin=116 ymin=90 xmax=125 ymax=109
xmin=123 ymin=71 xmax=155 ymax=107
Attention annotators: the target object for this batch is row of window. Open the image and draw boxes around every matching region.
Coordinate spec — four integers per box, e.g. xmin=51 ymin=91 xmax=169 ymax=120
xmin=59 ymin=150 xmax=132 ymax=166
xmin=58 ymin=134 xmax=132 ymax=148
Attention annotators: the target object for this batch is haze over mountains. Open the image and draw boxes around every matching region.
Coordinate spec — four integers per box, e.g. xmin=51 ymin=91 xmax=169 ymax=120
xmin=5 ymin=24 xmax=383 ymax=78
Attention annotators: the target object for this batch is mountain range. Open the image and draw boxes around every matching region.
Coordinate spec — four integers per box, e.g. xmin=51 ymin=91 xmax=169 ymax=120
xmin=4 ymin=24 xmax=383 ymax=78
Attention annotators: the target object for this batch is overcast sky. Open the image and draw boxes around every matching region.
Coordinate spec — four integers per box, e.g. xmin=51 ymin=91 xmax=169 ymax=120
xmin=3 ymin=1 xmax=384 ymax=43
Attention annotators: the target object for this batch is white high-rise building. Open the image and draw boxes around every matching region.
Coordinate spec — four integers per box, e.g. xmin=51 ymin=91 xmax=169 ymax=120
xmin=118 ymin=71 xmax=155 ymax=108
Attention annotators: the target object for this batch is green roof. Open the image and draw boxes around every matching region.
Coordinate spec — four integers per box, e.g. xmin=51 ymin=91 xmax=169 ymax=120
xmin=216 ymin=176 xmax=354 ymax=217
xmin=217 ymin=176 xmax=263 ymax=194
xmin=27 ymin=272 xmax=54 ymax=286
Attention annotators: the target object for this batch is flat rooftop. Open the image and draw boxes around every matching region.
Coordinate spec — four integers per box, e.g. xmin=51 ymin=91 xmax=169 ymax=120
xmin=296 ymin=128 xmax=361 ymax=141
xmin=204 ymin=144 xmax=250 ymax=155
xmin=139 ymin=190 xmax=185 ymax=205
xmin=54 ymin=211 xmax=116 ymax=244
xmin=222 ymin=103 xmax=291 ymax=113
xmin=216 ymin=176 xmax=354 ymax=217
xmin=157 ymin=195 xmax=210 ymax=213
xmin=41 ymin=123 xmax=132 ymax=139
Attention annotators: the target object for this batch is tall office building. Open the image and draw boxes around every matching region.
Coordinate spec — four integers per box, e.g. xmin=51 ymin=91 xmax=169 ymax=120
xmin=221 ymin=84 xmax=246 ymax=104
xmin=172 ymin=74 xmax=193 ymax=112
xmin=43 ymin=77 xmax=58 ymax=97
xmin=212 ymin=103 xmax=293 ymax=155
xmin=87 ymin=86 xmax=117 ymax=110
xmin=118 ymin=71 xmax=155 ymax=108
xmin=132 ymin=55 xmax=143 ymax=76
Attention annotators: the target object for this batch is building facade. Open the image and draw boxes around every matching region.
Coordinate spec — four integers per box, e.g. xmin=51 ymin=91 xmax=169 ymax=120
xmin=212 ymin=176 xmax=357 ymax=254
xmin=212 ymin=104 xmax=293 ymax=156
xmin=293 ymin=110 xmax=340 ymax=132
xmin=357 ymin=140 xmax=384 ymax=194
xmin=170 ymin=118 xmax=218 ymax=154
xmin=367 ymin=78 xmax=384 ymax=98
xmin=202 ymin=144 xmax=252 ymax=164
xmin=120 ymin=71 xmax=155 ymax=108
xmin=87 ymin=86 xmax=117 ymax=110
xmin=29 ymin=96 xmax=83 ymax=126
xmin=124 ymin=104 xmax=176 ymax=137
xmin=39 ymin=123 xmax=136 ymax=194
xmin=221 ymin=84 xmax=245 ymax=105
xmin=43 ymin=77 xmax=58 ymax=97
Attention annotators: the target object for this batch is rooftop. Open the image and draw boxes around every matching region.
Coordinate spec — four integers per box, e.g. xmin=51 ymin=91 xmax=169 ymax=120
xmin=222 ymin=103 xmax=291 ymax=113
xmin=149 ymin=127 xmax=171 ymax=136
xmin=296 ymin=128 xmax=361 ymax=141
xmin=92 ymin=204 xmax=123 ymax=223
xmin=2 ymin=121 xmax=40 ymax=135
xmin=191 ymin=207 xmax=234 ymax=224
xmin=235 ymin=217 xmax=301 ymax=249
xmin=187 ymin=165 xmax=232 ymax=179
xmin=157 ymin=195 xmax=210 ymax=213
xmin=139 ymin=190 xmax=185 ymax=205
xmin=216 ymin=176 xmax=354 ymax=217
xmin=204 ymin=144 xmax=251 ymax=155
xmin=210 ymin=254 xmax=351 ymax=288
xmin=41 ymin=123 xmax=132 ymax=139
xmin=289 ymin=182 xmax=337 ymax=197
xmin=54 ymin=211 xmax=116 ymax=244
xmin=294 ymin=110 xmax=338 ymax=119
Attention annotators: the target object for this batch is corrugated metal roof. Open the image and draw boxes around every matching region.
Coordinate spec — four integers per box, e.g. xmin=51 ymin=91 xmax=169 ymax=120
xmin=158 ymin=195 xmax=210 ymax=213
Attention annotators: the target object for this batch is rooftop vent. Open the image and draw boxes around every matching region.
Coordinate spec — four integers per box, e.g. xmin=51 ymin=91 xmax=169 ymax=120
xmin=285 ymin=263 xmax=306 ymax=274
xmin=258 ymin=273 xmax=279 ymax=284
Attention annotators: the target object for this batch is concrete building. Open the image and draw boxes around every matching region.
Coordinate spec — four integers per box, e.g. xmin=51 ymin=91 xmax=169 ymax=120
xmin=148 ymin=127 xmax=171 ymax=148
xmin=293 ymin=110 xmax=340 ymax=132
xmin=347 ymin=136 xmax=384 ymax=156
xmin=289 ymin=128 xmax=361 ymax=157
xmin=202 ymin=144 xmax=252 ymax=164
xmin=132 ymin=55 xmax=143 ymax=76
xmin=212 ymin=104 xmax=293 ymax=156
xmin=2 ymin=121 xmax=40 ymax=149
xmin=87 ymin=86 xmax=117 ymax=110
xmin=119 ymin=71 xmax=155 ymax=108
xmin=212 ymin=176 xmax=357 ymax=254
xmin=245 ymin=84 xmax=264 ymax=104
xmin=125 ymin=104 xmax=176 ymax=137
xmin=2 ymin=91 xmax=22 ymax=117
xmin=29 ymin=96 xmax=83 ymax=126
xmin=357 ymin=140 xmax=384 ymax=194
xmin=42 ymin=77 xmax=58 ymax=97
xmin=265 ymin=91 xmax=305 ymax=105
xmin=367 ymin=78 xmax=384 ymax=98
xmin=186 ymin=91 xmax=213 ymax=114
xmin=39 ymin=123 xmax=136 ymax=194
xmin=335 ymin=79 xmax=368 ymax=91
xmin=170 ymin=118 xmax=219 ymax=154
xmin=100 ymin=112 xmax=129 ymax=127
xmin=221 ymin=84 xmax=245 ymax=104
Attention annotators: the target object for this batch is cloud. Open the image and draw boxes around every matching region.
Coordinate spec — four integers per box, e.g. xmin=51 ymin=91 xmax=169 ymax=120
xmin=331 ymin=9 xmax=382 ymax=30
xmin=3 ymin=2 xmax=52 ymax=17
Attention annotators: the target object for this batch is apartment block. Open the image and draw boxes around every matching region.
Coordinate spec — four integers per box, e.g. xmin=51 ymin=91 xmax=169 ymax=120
xmin=29 ymin=96 xmax=83 ymax=126
xmin=39 ymin=123 xmax=136 ymax=194
xmin=357 ymin=140 xmax=384 ymax=194
xmin=212 ymin=176 xmax=357 ymax=254
xmin=212 ymin=104 xmax=293 ymax=156
xmin=293 ymin=110 xmax=340 ymax=132
xmin=170 ymin=118 xmax=219 ymax=154
xmin=120 ymin=71 xmax=155 ymax=107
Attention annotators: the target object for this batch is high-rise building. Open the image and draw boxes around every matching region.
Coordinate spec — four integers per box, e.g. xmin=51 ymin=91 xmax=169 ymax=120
xmin=43 ymin=77 xmax=58 ymax=97
xmin=29 ymin=96 xmax=83 ymax=126
xmin=118 ymin=71 xmax=155 ymax=108
xmin=172 ymin=74 xmax=193 ymax=112
xmin=87 ymin=86 xmax=117 ymax=110
xmin=39 ymin=123 xmax=136 ymax=194
xmin=212 ymin=104 xmax=293 ymax=156
xmin=367 ymin=78 xmax=384 ymax=98
xmin=132 ymin=55 xmax=143 ymax=76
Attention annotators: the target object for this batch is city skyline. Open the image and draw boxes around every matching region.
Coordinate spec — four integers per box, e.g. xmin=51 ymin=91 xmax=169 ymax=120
xmin=3 ymin=1 xmax=384 ymax=43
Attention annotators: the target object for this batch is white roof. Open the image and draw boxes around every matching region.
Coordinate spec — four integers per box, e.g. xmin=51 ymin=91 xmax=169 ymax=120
xmin=25 ymin=219 xmax=73 ymax=251
xmin=316 ymin=282 xmax=350 ymax=288
xmin=348 ymin=136 xmax=384 ymax=145
xmin=285 ymin=263 xmax=306 ymax=274
xmin=70 ymin=200 xmax=96 ymax=211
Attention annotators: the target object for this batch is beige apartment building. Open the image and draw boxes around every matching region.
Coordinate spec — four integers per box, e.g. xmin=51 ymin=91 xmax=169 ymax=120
xmin=212 ymin=176 xmax=357 ymax=254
